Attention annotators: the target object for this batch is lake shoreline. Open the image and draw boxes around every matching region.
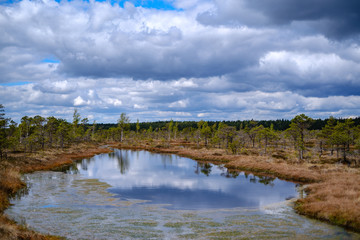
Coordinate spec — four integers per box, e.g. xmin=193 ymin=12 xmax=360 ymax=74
xmin=112 ymin=141 xmax=360 ymax=233
xmin=1 ymin=140 xmax=360 ymax=239
xmin=0 ymin=142 xmax=112 ymax=240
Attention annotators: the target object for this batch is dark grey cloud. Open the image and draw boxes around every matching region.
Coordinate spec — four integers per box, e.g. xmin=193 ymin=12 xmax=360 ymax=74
xmin=198 ymin=0 xmax=360 ymax=39
xmin=56 ymin=28 xmax=266 ymax=80
xmin=249 ymin=0 xmax=360 ymax=39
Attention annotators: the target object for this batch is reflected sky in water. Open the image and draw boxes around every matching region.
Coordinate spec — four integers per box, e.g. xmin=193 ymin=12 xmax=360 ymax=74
xmin=71 ymin=149 xmax=298 ymax=210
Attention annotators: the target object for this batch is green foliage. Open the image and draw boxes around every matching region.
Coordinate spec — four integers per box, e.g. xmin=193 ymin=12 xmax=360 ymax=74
xmin=228 ymin=140 xmax=240 ymax=154
xmin=286 ymin=114 xmax=313 ymax=160
xmin=258 ymin=124 xmax=278 ymax=153
xmin=197 ymin=120 xmax=212 ymax=146
xmin=216 ymin=125 xmax=236 ymax=149
xmin=117 ymin=113 xmax=130 ymax=142
xmin=244 ymin=121 xmax=260 ymax=148
xmin=0 ymin=104 xmax=9 ymax=159
xmin=136 ymin=119 xmax=140 ymax=134
xmin=57 ymin=119 xmax=71 ymax=149
xmin=330 ymin=119 xmax=354 ymax=162
xmin=1 ymin=105 xmax=360 ymax=165
xmin=167 ymin=120 xmax=174 ymax=141
xmin=97 ymin=117 xmax=360 ymax=133
xmin=355 ymin=137 xmax=360 ymax=151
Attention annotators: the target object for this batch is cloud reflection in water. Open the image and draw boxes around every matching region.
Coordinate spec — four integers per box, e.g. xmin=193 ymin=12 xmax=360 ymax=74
xmin=73 ymin=149 xmax=298 ymax=210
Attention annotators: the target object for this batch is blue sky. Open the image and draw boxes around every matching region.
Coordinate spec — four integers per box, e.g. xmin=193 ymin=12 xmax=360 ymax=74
xmin=118 ymin=0 xmax=178 ymax=10
xmin=0 ymin=0 xmax=360 ymax=123
xmin=0 ymin=0 xmax=179 ymax=9
xmin=0 ymin=82 xmax=32 ymax=86
xmin=41 ymin=58 xmax=61 ymax=64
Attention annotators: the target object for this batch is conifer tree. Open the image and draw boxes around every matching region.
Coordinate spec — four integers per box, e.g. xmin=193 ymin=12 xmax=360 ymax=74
xmin=0 ymin=104 xmax=9 ymax=159
xmin=286 ymin=114 xmax=313 ymax=160
xmin=118 ymin=113 xmax=130 ymax=142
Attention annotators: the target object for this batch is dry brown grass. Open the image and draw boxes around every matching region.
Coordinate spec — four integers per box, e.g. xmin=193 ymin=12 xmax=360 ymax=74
xmin=0 ymin=168 xmax=25 ymax=215
xmin=295 ymin=172 xmax=360 ymax=230
xmin=0 ymin=214 xmax=58 ymax=240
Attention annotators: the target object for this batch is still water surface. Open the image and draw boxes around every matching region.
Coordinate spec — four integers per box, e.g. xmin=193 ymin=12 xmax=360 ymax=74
xmin=6 ymin=149 xmax=360 ymax=239
xmin=75 ymin=149 xmax=298 ymax=210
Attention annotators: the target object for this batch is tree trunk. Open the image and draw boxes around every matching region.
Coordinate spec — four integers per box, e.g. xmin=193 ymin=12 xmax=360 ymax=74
xmin=264 ymin=138 xmax=268 ymax=154
xmin=49 ymin=133 xmax=53 ymax=148
xmin=60 ymin=136 xmax=64 ymax=149
xmin=319 ymin=141 xmax=323 ymax=156
xmin=41 ymin=134 xmax=45 ymax=150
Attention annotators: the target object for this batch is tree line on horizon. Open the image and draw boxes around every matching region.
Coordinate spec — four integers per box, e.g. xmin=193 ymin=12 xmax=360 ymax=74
xmin=97 ymin=116 xmax=360 ymax=132
xmin=1 ymin=104 xmax=360 ymax=164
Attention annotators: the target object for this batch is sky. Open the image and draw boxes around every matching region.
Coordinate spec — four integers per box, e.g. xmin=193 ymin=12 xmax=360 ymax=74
xmin=0 ymin=0 xmax=360 ymax=123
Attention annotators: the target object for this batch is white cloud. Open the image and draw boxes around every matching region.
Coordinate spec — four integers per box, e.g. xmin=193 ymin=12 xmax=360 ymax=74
xmin=105 ymin=98 xmax=122 ymax=107
xmin=0 ymin=0 xmax=360 ymax=123
xmin=172 ymin=78 xmax=198 ymax=88
xmin=175 ymin=112 xmax=192 ymax=116
xmin=36 ymin=80 xmax=77 ymax=94
xmin=134 ymin=104 xmax=147 ymax=109
xmin=197 ymin=113 xmax=208 ymax=118
xmin=259 ymin=51 xmax=360 ymax=82
xmin=304 ymin=96 xmax=360 ymax=111
xmin=169 ymin=99 xmax=189 ymax=108
xmin=73 ymin=96 xmax=86 ymax=106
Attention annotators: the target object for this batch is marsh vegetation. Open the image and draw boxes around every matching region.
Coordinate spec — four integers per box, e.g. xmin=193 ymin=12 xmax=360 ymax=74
xmin=1 ymin=106 xmax=360 ymax=238
xmin=6 ymin=150 xmax=360 ymax=239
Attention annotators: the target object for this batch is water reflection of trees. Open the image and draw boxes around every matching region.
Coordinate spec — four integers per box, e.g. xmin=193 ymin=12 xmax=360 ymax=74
xmin=195 ymin=162 xmax=212 ymax=176
xmin=108 ymin=150 xmax=130 ymax=174
xmin=245 ymin=173 xmax=275 ymax=186
xmin=161 ymin=154 xmax=173 ymax=169
xmin=257 ymin=176 xmax=275 ymax=186
xmin=80 ymin=158 xmax=91 ymax=171
xmin=57 ymin=162 xmax=79 ymax=174
xmin=217 ymin=166 xmax=276 ymax=185
xmin=68 ymin=163 xmax=79 ymax=174
xmin=221 ymin=170 xmax=239 ymax=178
xmin=194 ymin=162 xmax=276 ymax=186
xmin=217 ymin=165 xmax=239 ymax=178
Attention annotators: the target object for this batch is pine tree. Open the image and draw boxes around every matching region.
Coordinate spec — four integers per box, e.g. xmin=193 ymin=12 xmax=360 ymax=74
xmin=0 ymin=104 xmax=9 ymax=159
xmin=286 ymin=114 xmax=313 ymax=160
xmin=118 ymin=113 xmax=130 ymax=142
